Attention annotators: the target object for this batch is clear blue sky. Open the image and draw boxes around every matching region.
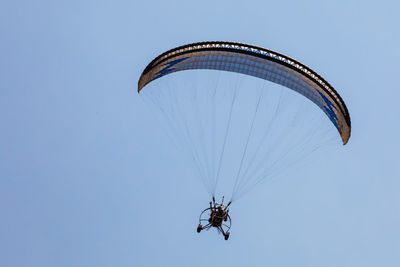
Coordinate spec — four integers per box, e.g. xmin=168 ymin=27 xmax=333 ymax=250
xmin=1 ymin=0 xmax=399 ymax=266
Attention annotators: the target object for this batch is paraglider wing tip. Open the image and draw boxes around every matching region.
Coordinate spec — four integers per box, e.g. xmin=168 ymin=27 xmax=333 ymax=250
xmin=342 ymin=138 xmax=349 ymax=145
xmin=341 ymin=131 xmax=351 ymax=145
xmin=138 ymin=79 xmax=144 ymax=93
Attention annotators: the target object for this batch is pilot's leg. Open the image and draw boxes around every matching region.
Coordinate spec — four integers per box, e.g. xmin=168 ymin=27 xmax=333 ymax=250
xmin=218 ymin=226 xmax=225 ymax=236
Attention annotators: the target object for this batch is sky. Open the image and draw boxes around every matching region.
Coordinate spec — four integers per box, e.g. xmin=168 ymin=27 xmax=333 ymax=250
xmin=1 ymin=0 xmax=400 ymax=266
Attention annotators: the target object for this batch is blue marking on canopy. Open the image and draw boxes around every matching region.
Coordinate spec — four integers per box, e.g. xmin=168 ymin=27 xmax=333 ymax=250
xmin=152 ymin=57 xmax=190 ymax=81
xmin=318 ymin=91 xmax=339 ymax=129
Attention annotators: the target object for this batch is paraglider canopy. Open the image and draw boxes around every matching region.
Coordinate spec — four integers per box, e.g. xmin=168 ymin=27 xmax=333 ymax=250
xmin=138 ymin=41 xmax=351 ymax=144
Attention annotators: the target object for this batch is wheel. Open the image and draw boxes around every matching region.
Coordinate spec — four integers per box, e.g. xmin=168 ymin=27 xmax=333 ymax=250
xmin=197 ymin=224 xmax=202 ymax=233
xmin=224 ymin=232 xmax=230 ymax=240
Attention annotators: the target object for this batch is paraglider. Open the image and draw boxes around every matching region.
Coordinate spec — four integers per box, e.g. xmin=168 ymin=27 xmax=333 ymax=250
xmin=197 ymin=197 xmax=231 ymax=240
xmin=138 ymin=41 xmax=351 ymax=240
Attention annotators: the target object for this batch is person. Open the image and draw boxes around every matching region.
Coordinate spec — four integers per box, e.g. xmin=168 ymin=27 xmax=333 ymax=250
xmin=209 ymin=199 xmax=230 ymax=227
